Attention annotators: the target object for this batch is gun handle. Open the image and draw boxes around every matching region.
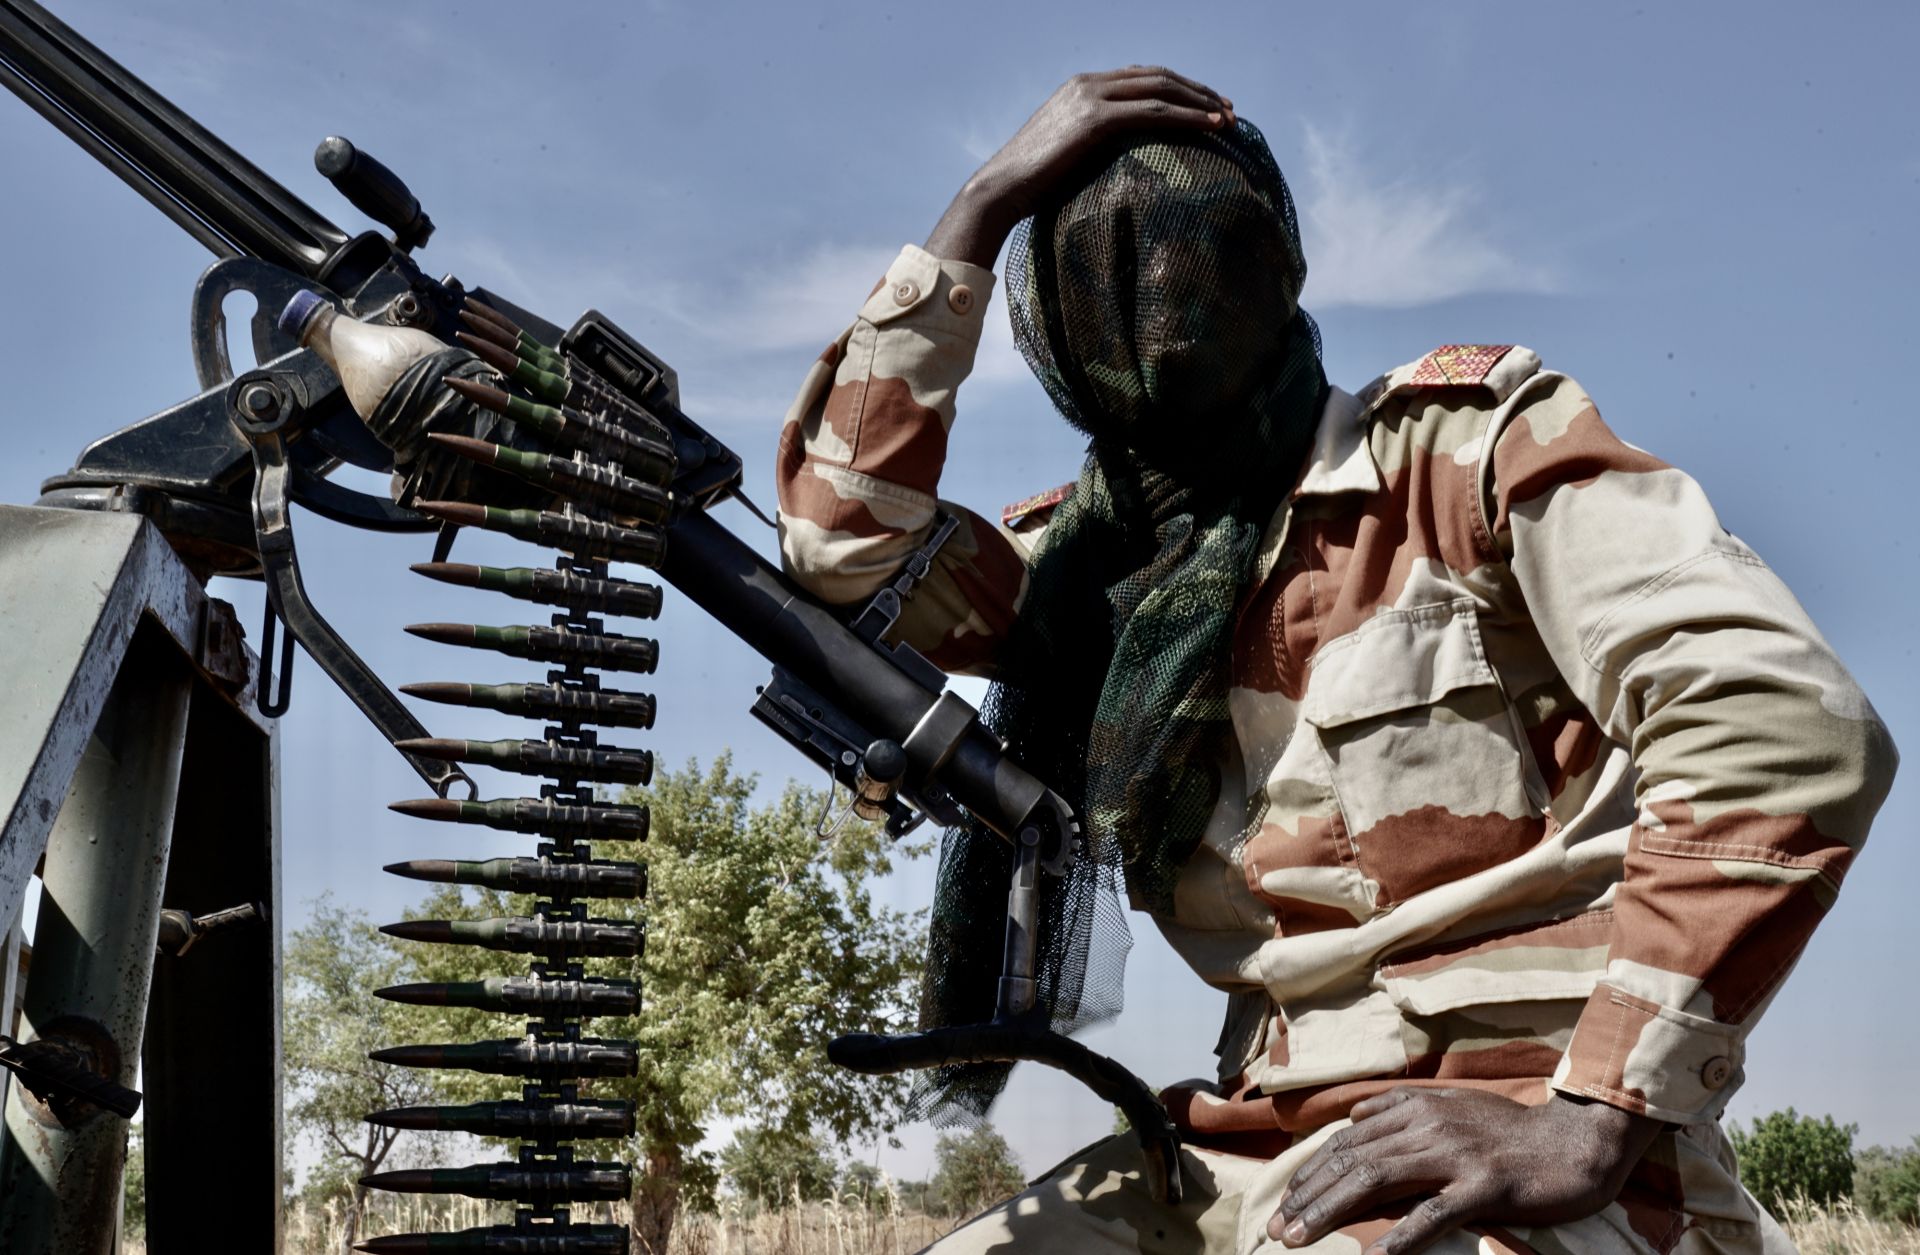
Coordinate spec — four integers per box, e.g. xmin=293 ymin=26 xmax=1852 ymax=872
xmin=314 ymin=136 xmax=434 ymax=251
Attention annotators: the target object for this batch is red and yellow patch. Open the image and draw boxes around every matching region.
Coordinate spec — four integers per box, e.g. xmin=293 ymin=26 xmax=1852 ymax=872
xmin=1000 ymin=481 xmax=1076 ymax=527
xmin=1408 ymin=344 xmax=1515 ymax=387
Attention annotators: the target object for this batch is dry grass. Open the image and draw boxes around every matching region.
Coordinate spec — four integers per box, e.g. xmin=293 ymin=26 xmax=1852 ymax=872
xmin=125 ymin=1185 xmax=956 ymax=1254
xmin=1778 ymin=1197 xmax=1920 ymax=1255
xmin=119 ymin=1196 xmax=1919 ymax=1254
xmin=672 ymin=1196 xmax=952 ymax=1255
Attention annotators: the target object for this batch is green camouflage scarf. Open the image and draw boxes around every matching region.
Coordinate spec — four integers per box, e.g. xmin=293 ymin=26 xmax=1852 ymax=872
xmin=917 ymin=120 xmax=1326 ymax=1119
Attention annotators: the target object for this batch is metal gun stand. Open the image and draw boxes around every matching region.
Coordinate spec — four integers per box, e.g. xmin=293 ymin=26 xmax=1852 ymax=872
xmin=0 ymin=507 xmax=279 ymax=1252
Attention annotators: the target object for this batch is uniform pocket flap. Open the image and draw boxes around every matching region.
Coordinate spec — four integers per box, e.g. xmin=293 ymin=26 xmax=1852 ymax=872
xmin=1375 ymin=910 xmax=1614 ymax=1016
xmin=1303 ymin=599 xmax=1495 ymax=728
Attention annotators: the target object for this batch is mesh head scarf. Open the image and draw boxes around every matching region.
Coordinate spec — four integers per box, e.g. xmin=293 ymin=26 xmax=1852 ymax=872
xmin=915 ymin=119 xmax=1328 ymax=1120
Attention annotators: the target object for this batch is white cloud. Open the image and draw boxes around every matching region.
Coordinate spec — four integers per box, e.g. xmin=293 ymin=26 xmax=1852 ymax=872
xmin=660 ymin=119 xmax=1568 ymax=425
xmin=595 ymin=242 xmax=891 ymax=359
xmin=458 ymin=119 xmax=1565 ymax=434
xmin=631 ymin=241 xmax=1038 ymax=426
xmin=714 ymin=244 xmax=899 ymax=353
xmin=1295 ymin=124 xmax=1560 ymax=308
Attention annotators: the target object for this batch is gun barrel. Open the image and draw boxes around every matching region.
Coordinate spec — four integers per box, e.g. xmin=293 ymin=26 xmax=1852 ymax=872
xmin=0 ymin=0 xmax=349 ymax=272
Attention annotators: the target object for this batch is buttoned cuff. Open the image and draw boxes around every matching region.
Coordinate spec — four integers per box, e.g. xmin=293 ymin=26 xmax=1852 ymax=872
xmin=1550 ymin=985 xmax=1744 ymax=1125
xmin=857 ymin=244 xmax=997 ymax=345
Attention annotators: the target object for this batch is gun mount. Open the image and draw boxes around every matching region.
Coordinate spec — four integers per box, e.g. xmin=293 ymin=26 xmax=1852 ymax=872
xmin=0 ymin=2 xmax=1181 ymax=1250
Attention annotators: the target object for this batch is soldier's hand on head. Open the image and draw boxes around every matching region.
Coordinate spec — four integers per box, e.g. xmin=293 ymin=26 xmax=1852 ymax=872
xmin=1269 ymin=1088 xmax=1664 ymax=1255
xmin=925 ymin=67 xmax=1234 ymax=268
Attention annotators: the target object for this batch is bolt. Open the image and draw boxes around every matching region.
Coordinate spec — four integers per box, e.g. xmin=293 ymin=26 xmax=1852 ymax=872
xmin=239 ymin=382 xmax=280 ymax=420
xmin=390 ymin=292 xmax=423 ymax=326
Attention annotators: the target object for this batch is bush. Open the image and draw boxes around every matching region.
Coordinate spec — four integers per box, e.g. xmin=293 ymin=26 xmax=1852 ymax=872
xmin=1856 ymin=1140 xmax=1920 ymax=1227
xmin=931 ymin=1124 xmax=1025 ymax=1216
xmin=840 ymin=1161 xmax=891 ymax=1212
xmin=718 ymin=1125 xmax=837 ymax=1209
xmin=1731 ymin=1109 xmax=1857 ymax=1210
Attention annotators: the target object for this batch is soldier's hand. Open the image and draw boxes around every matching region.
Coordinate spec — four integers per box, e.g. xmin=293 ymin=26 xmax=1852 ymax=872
xmin=1269 ymin=1088 xmax=1663 ymax=1255
xmin=924 ymin=67 xmax=1233 ymax=268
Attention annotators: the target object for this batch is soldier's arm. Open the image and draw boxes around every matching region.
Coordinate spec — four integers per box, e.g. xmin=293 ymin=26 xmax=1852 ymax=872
xmin=1486 ymin=375 xmax=1899 ymax=1125
xmin=777 ymin=67 xmax=1233 ymax=675
xmin=774 ymin=246 xmax=1030 ymax=675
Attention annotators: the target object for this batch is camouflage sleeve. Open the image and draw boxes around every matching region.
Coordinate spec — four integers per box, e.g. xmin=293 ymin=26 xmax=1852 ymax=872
xmin=775 ymin=244 xmax=1031 ymax=676
xmin=1485 ymin=374 xmax=1898 ymax=1125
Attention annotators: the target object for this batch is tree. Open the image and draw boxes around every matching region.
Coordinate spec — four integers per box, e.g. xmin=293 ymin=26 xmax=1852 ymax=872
xmin=388 ymin=756 xmax=928 ymax=1254
xmin=283 ymin=895 xmax=448 ymax=1252
xmin=841 ymin=1160 xmax=890 ymax=1213
xmin=718 ymin=1124 xmax=837 ymax=1208
xmin=888 ymin=1177 xmax=938 ymax=1215
xmin=121 ymin=1119 xmax=145 ymax=1239
xmin=615 ymin=757 xmax=928 ymax=1250
xmin=1855 ymin=1140 xmax=1920 ymax=1226
xmin=931 ymin=1124 xmax=1025 ymax=1216
xmin=1729 ymin=1108 xmax=1856 ymax=1210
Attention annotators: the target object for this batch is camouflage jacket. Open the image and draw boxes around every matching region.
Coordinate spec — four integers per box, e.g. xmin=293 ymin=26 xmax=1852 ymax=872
xmin=776 ymin=244 xmax=1898 ymax=1145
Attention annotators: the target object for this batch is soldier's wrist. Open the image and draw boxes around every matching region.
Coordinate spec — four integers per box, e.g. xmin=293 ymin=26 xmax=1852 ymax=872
xmin=925 ymin=177 xmax=1017 ymax=270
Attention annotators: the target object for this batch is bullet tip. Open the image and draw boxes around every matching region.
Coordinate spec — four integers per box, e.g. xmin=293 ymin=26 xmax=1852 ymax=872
xmin=443 ymin=374 xmax=513 ymax=413
xmin=398 ymin=682 xmax=467 ymax=701
xmin=402 ymin=623 xmax=475 ymax=644
xmin=393 ymin=738 xmax=464 ymax=761
xmin=424 ymin=432 xmax=497 ymax=464
xmin=383 ymin=858 xmax=458 ymax=885
xmin=381 ymin=920 xmax=456 ymax=947
xmin=412 ymin=499 xmax=487 ymax=527
xmin=461 ymin=298 xmax=524 ymax=336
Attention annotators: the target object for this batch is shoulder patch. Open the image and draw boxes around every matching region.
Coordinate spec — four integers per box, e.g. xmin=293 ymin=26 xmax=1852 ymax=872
xmin=1408 ymin=344 xmax=1516 ymax=387
xmin=1002 ymin=481 xmax=1075 ymax=527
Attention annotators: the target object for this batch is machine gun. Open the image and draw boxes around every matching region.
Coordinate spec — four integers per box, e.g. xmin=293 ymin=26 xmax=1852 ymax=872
xmin=0 ymin=2 xmax=1181 ymax=1250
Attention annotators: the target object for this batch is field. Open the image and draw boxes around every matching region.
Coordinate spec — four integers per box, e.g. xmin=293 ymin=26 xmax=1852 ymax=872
xmin=119 ymin=1196 xmax=1920 ymax=1254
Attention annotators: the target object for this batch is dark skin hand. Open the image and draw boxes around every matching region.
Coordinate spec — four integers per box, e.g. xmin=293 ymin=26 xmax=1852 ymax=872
xmin=924 ymin=66 xmax=1235 ymax=269
xmin=1272 ymin=1087 xmax=1664 ymax=1255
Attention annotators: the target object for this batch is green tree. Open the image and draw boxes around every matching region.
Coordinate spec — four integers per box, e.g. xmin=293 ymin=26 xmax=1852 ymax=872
xmin=387 ymin=756 xmax=927 ymax=1254
xmin=121 ymin=1119 xmax=144 ymax=1239
xmin=283 ymin=895 xmax=447 ymax=1251
xmin=719 ymin=1124 xmax=837 ymax=1208
xmin=1855 ymin=1140 xmax=1920 ymax=1226
xmin=1729 ymin=1108 xmax=1856 ymax=1210
xmin=841 ymin=1160 xmax=889 ymax=1213
xmin=931 ymin=1124 xmax=1025 ymax=1216
xmin=890 ymin=1177 xmax=936 ymax=1216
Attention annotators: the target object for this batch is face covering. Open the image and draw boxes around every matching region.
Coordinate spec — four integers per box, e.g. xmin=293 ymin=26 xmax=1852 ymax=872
xmin=914 ymin=119 xmax=1329 ymax=1122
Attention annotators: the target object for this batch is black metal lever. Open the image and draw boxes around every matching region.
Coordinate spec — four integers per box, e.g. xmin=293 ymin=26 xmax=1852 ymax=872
xmin=0 ymin=1035 xmax=141 ymax=1120
xmin=315 ymin=136 xmax=434 ymax=252
xmin=829 ymin=1016 xmax=1184 ymax=1204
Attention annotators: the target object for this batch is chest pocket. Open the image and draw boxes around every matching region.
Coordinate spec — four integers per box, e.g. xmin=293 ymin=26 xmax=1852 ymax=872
xmin=1303 ymin=598 xmax=1550 ymax=911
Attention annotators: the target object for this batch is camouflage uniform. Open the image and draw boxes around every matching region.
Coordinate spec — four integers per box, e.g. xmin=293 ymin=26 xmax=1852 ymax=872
xmin=776 ymin=245 xmax=1899 ymax=1255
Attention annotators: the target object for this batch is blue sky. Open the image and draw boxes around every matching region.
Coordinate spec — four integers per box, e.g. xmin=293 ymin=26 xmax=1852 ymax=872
xmin=1 ymin=0 xmax=1914 ymax=1185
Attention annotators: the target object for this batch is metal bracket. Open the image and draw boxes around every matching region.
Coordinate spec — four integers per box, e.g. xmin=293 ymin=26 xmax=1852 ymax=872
xmin=0 ymin=1034 xmax=141 ymax=1121
xmin=901 ymin=690 xmax=977 ymax=785
xmin=195 ymin=597 xmax=250 ymax=695
xmin=229 ymin=376 xmax=474 ymax=798
xmin=850 ymin=511 xmax=960 ymax=646
xmin=156 ymin=901 xmax=264 ymax=958
xmin=749 ymin=669 xmax=941 ymax=837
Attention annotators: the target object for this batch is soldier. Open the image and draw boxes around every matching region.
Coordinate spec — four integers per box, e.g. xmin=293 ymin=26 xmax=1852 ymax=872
xmin=775 ymin=67 xmax=1897 ymax=1255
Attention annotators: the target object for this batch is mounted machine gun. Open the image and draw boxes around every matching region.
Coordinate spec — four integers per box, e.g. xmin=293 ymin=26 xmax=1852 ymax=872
xmin=0 ymin=2 xmax=1180 ymax=1250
